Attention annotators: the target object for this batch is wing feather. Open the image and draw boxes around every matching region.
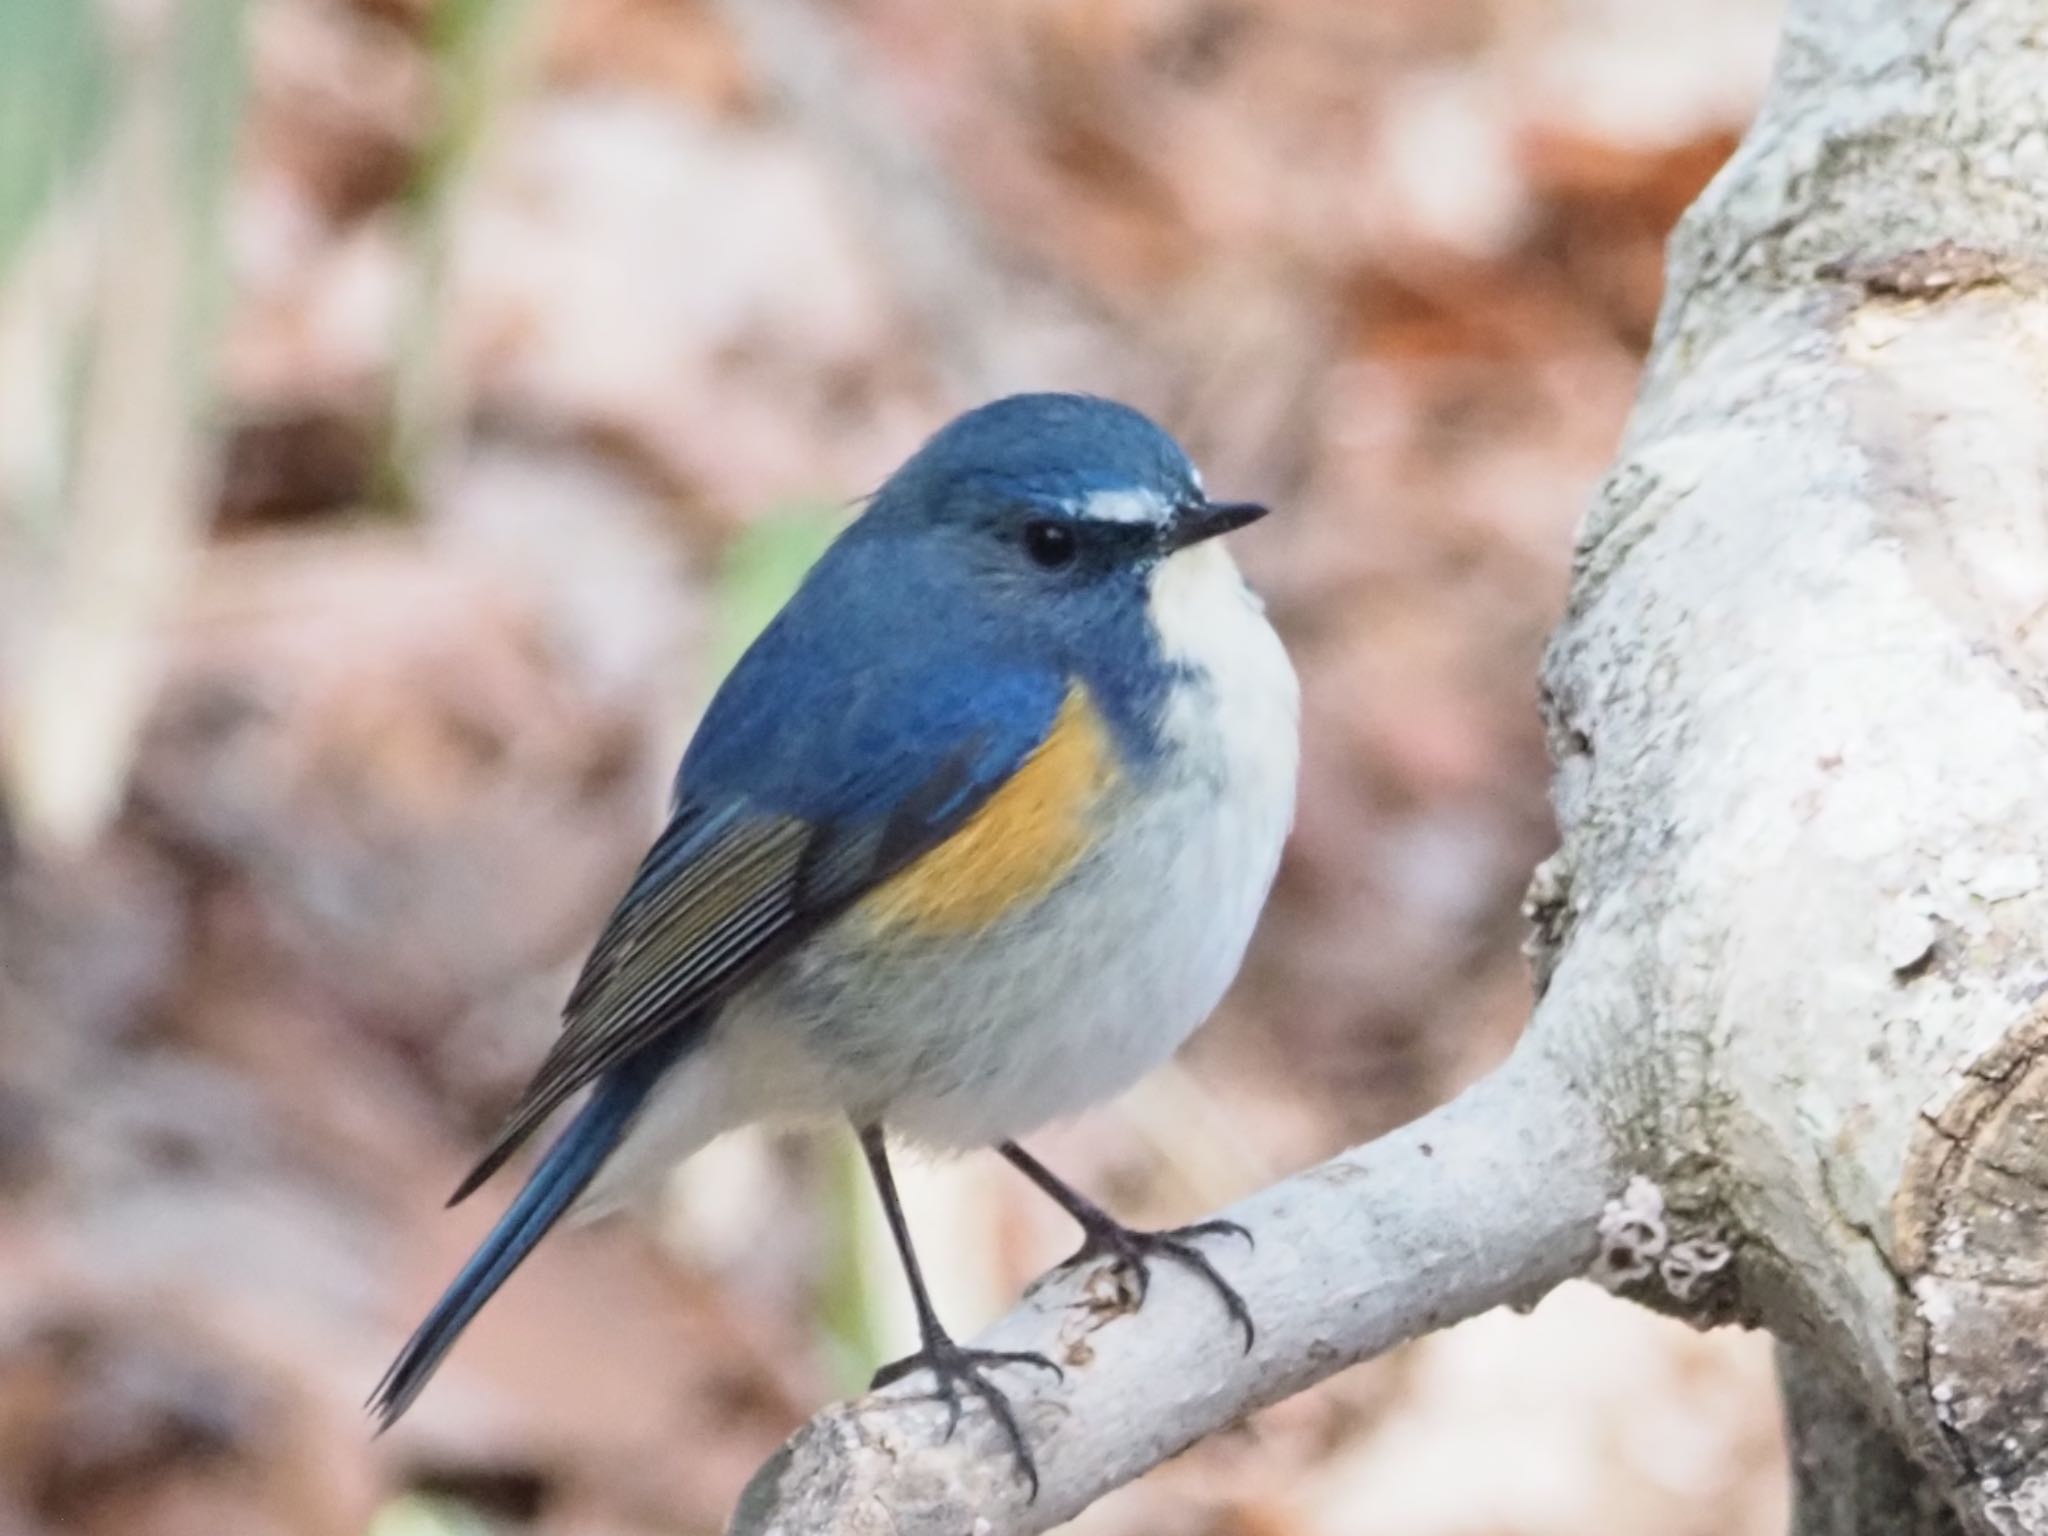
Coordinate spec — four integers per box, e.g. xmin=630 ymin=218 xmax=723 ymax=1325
xmin=449 ymin=812 xmax=809 ymax=1202
xmin=448 ymin=734 xmax=1019 ymax=1204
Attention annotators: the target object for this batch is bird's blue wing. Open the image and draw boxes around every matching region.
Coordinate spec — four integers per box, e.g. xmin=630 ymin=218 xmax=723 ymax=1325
xmin=451 ymin=540 xmax=1064 ymax=1198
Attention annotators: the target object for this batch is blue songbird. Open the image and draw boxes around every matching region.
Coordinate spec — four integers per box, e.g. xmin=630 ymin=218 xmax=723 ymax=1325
xmin=370 ymin=393 xmax=1299 ymax=1489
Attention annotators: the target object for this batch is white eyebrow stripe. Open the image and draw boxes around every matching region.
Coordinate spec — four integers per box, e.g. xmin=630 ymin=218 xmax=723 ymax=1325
xmin=1082 ymin=488 xmax=1171 ymax=525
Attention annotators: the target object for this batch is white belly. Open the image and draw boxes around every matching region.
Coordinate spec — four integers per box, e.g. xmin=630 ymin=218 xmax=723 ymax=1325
xmin=884 ymin=744 xmax=1293 ymax=1148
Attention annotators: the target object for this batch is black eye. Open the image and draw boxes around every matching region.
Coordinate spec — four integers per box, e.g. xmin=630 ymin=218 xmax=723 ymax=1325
xmin=1022 ymin=519 xmax=1078 ymax=569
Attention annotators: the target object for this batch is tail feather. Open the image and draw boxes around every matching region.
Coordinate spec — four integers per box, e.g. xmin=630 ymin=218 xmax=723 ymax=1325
xmin=368 ymin=1040 xmax=679 ymax=1428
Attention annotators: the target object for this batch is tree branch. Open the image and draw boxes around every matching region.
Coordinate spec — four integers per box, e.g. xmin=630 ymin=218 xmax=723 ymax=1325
xmin=729 ymin=1029 xmax=1618 ymax=1535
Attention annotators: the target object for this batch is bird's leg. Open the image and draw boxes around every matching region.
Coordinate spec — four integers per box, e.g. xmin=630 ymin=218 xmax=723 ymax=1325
xmin=857 ymin=1125 xmax=1062 ymax=1496
xmin=999 ymin=1139 xmax=1256 ymax=1351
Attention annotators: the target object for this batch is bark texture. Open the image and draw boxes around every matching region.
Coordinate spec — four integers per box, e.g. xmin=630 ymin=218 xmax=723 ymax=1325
xmin=1535 ymin=0 xmax=2048 ymax=1526
xmin=731 ymin=0 xmax=2048 ymax=1529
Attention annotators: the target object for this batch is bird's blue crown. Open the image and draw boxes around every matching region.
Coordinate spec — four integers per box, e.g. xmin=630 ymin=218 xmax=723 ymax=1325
xmin=869 ymin=393 xmax=1203 ymax=524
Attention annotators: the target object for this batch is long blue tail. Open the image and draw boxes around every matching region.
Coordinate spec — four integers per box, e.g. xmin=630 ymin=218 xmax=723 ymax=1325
xmin=368 ymin=1042 xmax=676 ymax=1428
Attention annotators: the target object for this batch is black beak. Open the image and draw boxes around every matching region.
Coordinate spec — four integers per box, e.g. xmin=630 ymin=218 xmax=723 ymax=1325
xmin=1164 ymin=498 xmax=1269 ymax=552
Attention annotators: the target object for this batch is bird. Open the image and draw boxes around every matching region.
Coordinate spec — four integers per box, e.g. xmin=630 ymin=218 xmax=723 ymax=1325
xmin=369 ymin=392 xmax=1300 ymax=1490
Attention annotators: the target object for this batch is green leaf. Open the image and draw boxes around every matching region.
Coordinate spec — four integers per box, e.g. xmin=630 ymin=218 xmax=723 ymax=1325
xmin=710 ymin=502 xmax=845 ymax=679
xmin=366 ymin=1494 xmax=495 ymax=1536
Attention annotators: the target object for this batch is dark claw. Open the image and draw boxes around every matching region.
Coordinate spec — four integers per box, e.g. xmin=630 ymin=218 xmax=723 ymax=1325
xmin=1180 ymin=1217 xmax=1255 ymax=1252
xmin=1061 ymin=1218 xmax=1258 ymax=1352
xmin=869 ymin=1338 xmax=1062 ymax=1497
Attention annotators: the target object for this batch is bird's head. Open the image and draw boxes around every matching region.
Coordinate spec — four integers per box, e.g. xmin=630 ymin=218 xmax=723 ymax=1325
xmin=856 ymin=394 xmax=1268 ymax=673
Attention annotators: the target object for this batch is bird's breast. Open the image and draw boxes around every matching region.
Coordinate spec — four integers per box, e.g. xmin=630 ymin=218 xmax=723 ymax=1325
xmin=856 ymin=683 xmax=1121 ymax=938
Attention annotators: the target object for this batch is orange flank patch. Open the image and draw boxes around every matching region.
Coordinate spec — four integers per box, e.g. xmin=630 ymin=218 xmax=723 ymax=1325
xmin=860 ymin=685 xmax=1119 ymax=936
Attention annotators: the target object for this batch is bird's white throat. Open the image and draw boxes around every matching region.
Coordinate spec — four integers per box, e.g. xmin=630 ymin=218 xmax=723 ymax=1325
xmin=1147 ymin=537 xmax=1299 ymax=795
xmin=1148 ymin=541 xmax=1274 ymax=669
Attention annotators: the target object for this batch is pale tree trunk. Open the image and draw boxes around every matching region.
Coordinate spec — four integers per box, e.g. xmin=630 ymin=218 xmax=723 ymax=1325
xmin=729 ymin=0 xmax=2048 ymax=1531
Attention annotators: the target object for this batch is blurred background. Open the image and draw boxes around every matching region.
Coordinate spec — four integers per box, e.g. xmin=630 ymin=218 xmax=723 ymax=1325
xmin=0 ymin=0 xmax=1792 ymax=1532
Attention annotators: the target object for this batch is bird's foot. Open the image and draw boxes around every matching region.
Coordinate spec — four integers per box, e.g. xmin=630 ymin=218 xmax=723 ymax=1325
xmin=1061 ymin=1215 xmax=1256 ymax=1350
xmin=870 ymin=1335 xmax=1063 ymax=1497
